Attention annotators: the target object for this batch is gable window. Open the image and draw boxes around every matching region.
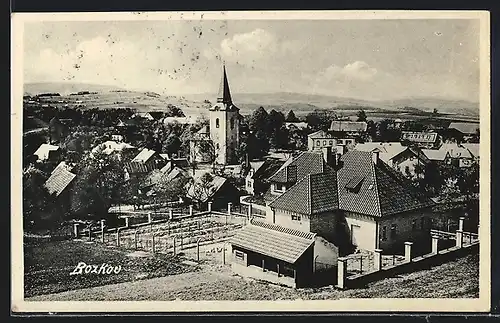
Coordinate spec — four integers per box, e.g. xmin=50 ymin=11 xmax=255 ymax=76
xmin=390 ymin=224 xmax=397 ymax=239
xmin=382 ymin=226 xmax=387 ymax=241
xmin=291 ymin=214 xmax=301 ymax=221
xmin=216 ymin=118 xmax=220 ymax=128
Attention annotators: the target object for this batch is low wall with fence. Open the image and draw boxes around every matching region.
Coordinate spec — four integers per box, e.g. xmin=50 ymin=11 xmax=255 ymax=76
xmin=337 ymin=217 xmax=479 ymax=289
xmin=74 ymin=202 xmax=253 ymax=263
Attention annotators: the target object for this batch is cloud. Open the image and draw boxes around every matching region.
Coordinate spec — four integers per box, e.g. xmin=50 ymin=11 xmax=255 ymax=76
xmin=220 ymin=28 xmax=276 ymax=59
xmin=24 ymin=35 xmax=208 ymax=94
xmin=322 ymin=61 xmax=378 ymax=82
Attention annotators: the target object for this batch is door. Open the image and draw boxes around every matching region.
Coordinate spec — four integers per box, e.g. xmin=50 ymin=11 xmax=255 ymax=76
xmin=350 ymin=224 xmax=361 ymax=247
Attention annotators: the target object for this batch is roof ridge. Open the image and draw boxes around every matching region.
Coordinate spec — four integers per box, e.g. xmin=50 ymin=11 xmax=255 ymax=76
xmin=371 ymin=155 xmax=383 ymax=218
xmin=307 ymin=174 xmax=313 ymax=215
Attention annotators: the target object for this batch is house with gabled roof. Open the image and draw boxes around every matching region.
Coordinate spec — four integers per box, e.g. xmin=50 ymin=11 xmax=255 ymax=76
xmin=354 ymin=142 xmax=429 ymax=178
xmin=34 ymin=143 xmax=60 ymax=162
xmin=244 ymin=159 xmax=286 ymax=195
xmin=262 ymin=148 xmax=436 ymax=254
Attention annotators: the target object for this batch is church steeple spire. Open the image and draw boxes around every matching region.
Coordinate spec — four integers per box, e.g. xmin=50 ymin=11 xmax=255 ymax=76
xmin=217 ymin=63 xmax=232 ymax=104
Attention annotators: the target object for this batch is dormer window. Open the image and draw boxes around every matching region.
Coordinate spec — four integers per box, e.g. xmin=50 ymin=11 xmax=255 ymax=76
xmin=345 ymin=176 xmax=364 ymax=193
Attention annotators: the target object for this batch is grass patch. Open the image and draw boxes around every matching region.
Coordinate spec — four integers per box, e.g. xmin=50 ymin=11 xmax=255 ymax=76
xmin=24 ymin=239 xmax=198 ymax=298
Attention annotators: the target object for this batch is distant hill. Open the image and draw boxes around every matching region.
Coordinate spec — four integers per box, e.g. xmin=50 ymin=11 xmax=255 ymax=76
xmin=24 ymin=82 xmax=126 ymax=96
xmin=185 ymin=92 xmax=479 ymax=118
xmin=23 ymin=83 xmax=479 ymax=121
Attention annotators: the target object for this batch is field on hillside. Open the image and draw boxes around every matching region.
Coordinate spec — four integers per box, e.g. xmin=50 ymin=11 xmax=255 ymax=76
xmin=24 ymin=239 xmax=198 ymax=298
xmin=24 ymin=82 xmax=479 ymax=122
xmin=26 ymin=238 xmax=479 ymax=301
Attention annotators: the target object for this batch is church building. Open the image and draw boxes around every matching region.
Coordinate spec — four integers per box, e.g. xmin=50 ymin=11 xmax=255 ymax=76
xmin=190 ymin=65 xmax=241 ymax=165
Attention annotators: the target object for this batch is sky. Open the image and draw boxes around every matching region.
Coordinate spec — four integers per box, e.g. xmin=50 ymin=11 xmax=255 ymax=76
xmin=23 ymin=19 xmax=480 ymax=102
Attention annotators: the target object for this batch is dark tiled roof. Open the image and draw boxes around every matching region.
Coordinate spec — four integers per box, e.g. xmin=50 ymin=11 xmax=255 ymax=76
xmin=124 ymin=161 xmax=156 ymax=174
xmin=148 ymin=112 xmax=165 ymax=120
xmin=375 ymin=162 xmax=435 ymax=215
xmin=268 ymin=151 xmax=324 ymax=184
xmin=253 ymin=160 xmax=286 ymax=181
xmin=337 ymin=151 xmax=435 ymax=217
xmin=44 ymin=167 xmax=76 ymax=197
xmin=230 ymin=220 xmax=315 ymax=264
xmin=268 ymin=169 xmax=338 ymax=216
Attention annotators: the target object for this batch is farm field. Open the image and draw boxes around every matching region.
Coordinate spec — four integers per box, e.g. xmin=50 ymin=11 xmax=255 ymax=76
xmin=25 ymin=240 xmax=479 ymax=301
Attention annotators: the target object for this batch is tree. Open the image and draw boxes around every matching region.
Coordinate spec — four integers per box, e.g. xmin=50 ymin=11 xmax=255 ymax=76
xmin=356 ymin=109 xmax=367 ymax=122
xmin=69 ymin=151 xmax=125 ymax=220
xmin=195 ymin=139 xmax=218 ymax=169
xmin=188 ymin=172 xmax=215 ymax=208
xmin=248 ymin=106 xmax=270 ymax=133
xmin=23 ymin=166 xmax=54 ymax=231
xmin=162 ymin=133 xmax=182 ymax=156
xmin=285 ymin=110 xmax=299 ymax=122
xmin=306 ymin=110 xmax=331 ymax=132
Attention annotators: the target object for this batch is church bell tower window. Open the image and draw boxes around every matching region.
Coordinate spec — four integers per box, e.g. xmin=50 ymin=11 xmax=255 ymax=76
xmin=216 ymin=118 xmax=220 ymax=128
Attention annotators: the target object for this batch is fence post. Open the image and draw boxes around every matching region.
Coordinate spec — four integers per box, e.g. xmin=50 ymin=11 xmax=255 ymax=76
xmin=456 ymin=230 xmax=464 ymax=248
xmin=73 ymin=223 xmax=80 ymax=239
xmin=101 ymin=220 xmax=106 ymax=243
xmin=337 ymin=257 xmax=347 ymax=289
xmin=124 ymin=217 xmax=129 ymax=228
xmin=374 ymin=249 xmax=382 ymax=271
xmin=247 ymin=203 xmax=252 ymax=219
xmin=169 ymin=209 xmax=173 ymax=221
xmin=222 ymin=243 xmax=226 ymax=265
xmin=116 ymin=228 xmax=120 ymax=247
xmin=227 ymin=202 xmax=232 ymax=216
xmin=208 ymin=202 xmax=212 ymax=212
xmin=477 ymin=224 xmax=480 ymax=240
xmin=88 ymin=226 xmax=92 ymax=241
xmin=152 ymin=235 xmax=156 ymax=254
xmin=189 ymin=205 xmax=194 ymax=216
xmin=458 ymin=216 xmax=465 ymax=232
xmin=197 ymin=239 xmax=201 ymax=262
xmin=173 ymin=238 xmax=177 ymax=256
xmin=404 ymin=242 xmax=413 ymax=263
xmin=431 ymin=235 xmax=439 ymax=254
xmin=148 ymin=213 xmax=152 ymax=224
xmin=134 ymin=230 xmax=138 ymax=250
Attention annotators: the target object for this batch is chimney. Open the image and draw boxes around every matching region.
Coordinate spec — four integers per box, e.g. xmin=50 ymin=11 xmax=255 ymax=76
xmin=372 ymin=150 xmax=380 ymax=165
xmin=322 ymin=146 xmax=334 ymax=166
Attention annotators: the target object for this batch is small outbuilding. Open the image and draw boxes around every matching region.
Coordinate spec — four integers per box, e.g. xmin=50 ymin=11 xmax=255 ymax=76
xmin=230 ymin=220 xmax=316 ymax=288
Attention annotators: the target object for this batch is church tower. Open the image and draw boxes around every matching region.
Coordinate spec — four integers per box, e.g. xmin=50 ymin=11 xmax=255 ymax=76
xmin=209 ymin=64 xmax=240 ymax=165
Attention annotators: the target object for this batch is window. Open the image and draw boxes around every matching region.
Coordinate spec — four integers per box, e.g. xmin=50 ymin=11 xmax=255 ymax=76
xmin=281 ymin=184 xmax=286 ymax=191
xmin=216 ymin=118 xmax=220 ymax=128
xmin=382 ymin=226 xmax=387 ymax=241
xmin=291 ymin=214 xmax=301 ymax=221
xmin=230 ymin=118 xmax=234 ymax=130
xmin=390 ymin=224 xmax=397 ymax=239
xmin=316 ymin=140 xmax=320 ymax=147
xmin=216 ymin=143 xmax=219 ymax=150
xmin=405 ymin=166 xmax=410 ymax=174
xmin=235 ymin=250 xmax=245 ymax=261
xmin=323 ymin=140 xmax=327 ymax=146
xmin=329 ymin=140 xmax=333 ymax=146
